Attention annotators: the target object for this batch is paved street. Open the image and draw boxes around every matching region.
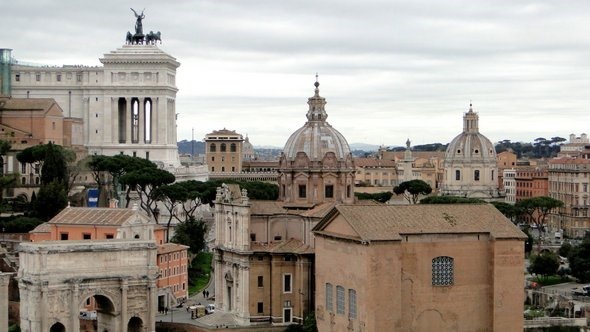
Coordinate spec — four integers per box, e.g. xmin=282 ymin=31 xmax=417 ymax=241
xmin=156 ymin=275 xmax=215 ymax=324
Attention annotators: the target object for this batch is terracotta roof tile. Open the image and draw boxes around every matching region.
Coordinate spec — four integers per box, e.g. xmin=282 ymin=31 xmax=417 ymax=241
xmin=30 ymin=222 xmax=51 ymax=233
xmin=48 ymin=207 xmax=139 ymax=226
xmin=354 ymin=158 xmax=397 ymax=167
xmin=0 ymin=98 xmax=57 ymax=111
xmin=316 ymin=204 xmax=526 ymax=241
xmin=157 ymin=243 xmax=189 ymax=254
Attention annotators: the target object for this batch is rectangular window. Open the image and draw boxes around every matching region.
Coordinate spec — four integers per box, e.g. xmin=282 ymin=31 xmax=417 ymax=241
xmin=83 ymin=233 xmax=91 ymax=240
xmin=298 ymin=185 xmax=306 ymax=198
xmin=325 ymin=185 xmax=334 ymax=198
xmin=56 ymin=74 xmax=62 ymax=82
xmin=60 ymin=233 xmax=69 ymax=240
xmin=250 ymin=233 xmax=256 ymax=241
xmin=326 ymin=283 xmax=333 ymax=312
xmin=105 ymin=234 xmax=114 ymax=239
xmin=474 ymin=170 xmax=480 ymax=181
xmin=76 ymin=73 xmax=82 ymax=82
xmin=336 ymin=285 xmax=345 ymax=314
xmin=432 ymin=256 xmax=454 ymax=286
xmin=349 ymin=289 xmax=357 ymax=319
xmin=283 ymin=274 xmax=292 ymax=293
xmin=15 ymin=74 xmax=20 ymax=81
xmin=35 ymin=73 xmax=40 ymax=81
xmin=258 ymin=276 xmax=263 ymax=287
xmin=257 ymin=302 xmax=264 ymax=314
xmin=455 ymin=170 xmax=461 ymax=181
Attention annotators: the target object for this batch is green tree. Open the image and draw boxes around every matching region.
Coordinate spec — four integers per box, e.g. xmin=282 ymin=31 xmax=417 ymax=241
xmin=420 ymin=196 xmax=486 ymax=204
xmin=0 ymin=140 xmax=17 ymax=203
xmin=171 ymin=217 xmax=207 ymax=255
xmin=34 ymin=181 xmax=67 ymax=221
xmin=491 ymin=201 xmax=520 ymax=224
xmin=559 ymin=242 xmax=573 ymax=258
xmin=40 ymin=142 xmax=68 ymax=186
xmin=393 ymin=179 xmax=432 ymax=204
xmin=568 ymin=238 xmax=590 ymax=283
xmin=529 ymin=251 xmax=560 ymax=283
xmin=515 ymin=196 xmax=564 ymax=249
xmin=355 ymin=191 xmax=393 ymax=203
xmin=88 ymin=154 xmax=157 ymax=207
xmin=120 ymin=167 xmax=175 ymax=221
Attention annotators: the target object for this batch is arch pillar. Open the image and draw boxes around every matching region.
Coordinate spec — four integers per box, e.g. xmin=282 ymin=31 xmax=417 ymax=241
xmin=70 ymin=281 xmax=80 ymax=332
xmin=121 ymin=279 xmax=128 ymax=332
xmin=0 ymin=273 xmax=12 ymax=332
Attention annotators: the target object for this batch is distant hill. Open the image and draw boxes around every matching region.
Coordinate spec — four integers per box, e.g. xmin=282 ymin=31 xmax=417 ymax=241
xmin=349 ymin=143 xmax=380 ymax=151
xmin=177 ymin=140 xmax=205 ymax=155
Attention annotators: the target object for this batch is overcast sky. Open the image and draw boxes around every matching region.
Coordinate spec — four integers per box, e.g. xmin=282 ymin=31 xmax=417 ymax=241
xmin=4 ymin=1 xmax=590 ymax=148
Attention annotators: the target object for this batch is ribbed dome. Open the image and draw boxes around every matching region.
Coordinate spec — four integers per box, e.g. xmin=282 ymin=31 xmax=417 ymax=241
xmin=444 ymin=104 xmax=496 ymax=164
xmin=282 ymin=80 xmax=351 ymax=161
xmin=445 ymin=133 xmax=496 ymax=163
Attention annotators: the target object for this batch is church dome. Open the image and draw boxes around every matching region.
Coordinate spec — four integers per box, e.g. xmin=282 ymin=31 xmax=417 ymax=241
xmin=444 ymin=104 xmax=496 ymax=163
xmin=442 ymin=103 xmax=499 ymax=199
xmin=282 ymin=80 xmax=351 ymax=161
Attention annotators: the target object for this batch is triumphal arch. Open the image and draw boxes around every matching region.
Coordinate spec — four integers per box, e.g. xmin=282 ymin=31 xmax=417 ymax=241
xmin=18 ymin=240 xmax=159 ymax=332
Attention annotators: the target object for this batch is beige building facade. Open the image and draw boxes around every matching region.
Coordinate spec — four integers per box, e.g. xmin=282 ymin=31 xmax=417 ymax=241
xmin=313 ymin=204 xmax=526 ymax=332
xmin=213 ymin=79 xmax=354 ymax=327
xmin=205 ymin=128 xmax=244 ymax=174
xmin=548 ymin=157 xmax=590 ymax=237
xmin=11 ymin=45 xmax=181 ymax=167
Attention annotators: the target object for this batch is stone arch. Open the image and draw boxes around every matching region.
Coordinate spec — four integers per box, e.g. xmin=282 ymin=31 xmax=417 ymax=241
xmin=128 ymin=316 xmax=143 ymax=332
xmin=18 ymin=241 xmax=158 ymax=332
xmin=49 ymin=322 xmax=66 ymax=332
xmin=413 ymin=309 xmax=445 ymax=332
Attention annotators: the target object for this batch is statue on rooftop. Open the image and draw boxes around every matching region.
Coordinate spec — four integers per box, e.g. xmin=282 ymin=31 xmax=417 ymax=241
xmin=130 ymin=8 xmax=145 ymax=36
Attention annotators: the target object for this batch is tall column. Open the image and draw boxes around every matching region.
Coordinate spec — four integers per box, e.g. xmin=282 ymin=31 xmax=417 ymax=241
xmin=148 ymin=280 xmax=157 ymax=332
xmin=110 ymin=97 xmax=117 ymax=144
xmin=40 ymin=281 xmax=48 ymax=332
xmin=70 ymin=282 xmax=80 ymax=332
xmin=0 ymin=273 xmax=12 ymax=332
xmin=126 ymin=98 xmax=132 ymax=144
xmin=138 ymin=98 xmax=144 ymax=144
xmin=121 ymin=279 xmax=128 ymax=332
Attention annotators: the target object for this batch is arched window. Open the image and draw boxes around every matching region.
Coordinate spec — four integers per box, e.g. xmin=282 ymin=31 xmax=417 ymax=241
xmin=325 ymin=283 xmax=333 ymax=312
xmin=474 ymin=170 xmax=480 ymax=181
xmin=348 ymin=289 xmax=357 ymax=319
xmin=336 ymin=285 xmax=345 ymax=314
xmin=210 ymin=143 xmax=216 ymax=152
xmin=144 ymin=98 xmax=152 ymax=143
xmin=220 ymin=143 xmax=227 ymax=152
xmin=432 ymin=256 xmax=454 ymax=286
xmin=230 ymin=143 xmax=237 ymax=152
xmin=455 ymin=170 xmax=461 ymax=181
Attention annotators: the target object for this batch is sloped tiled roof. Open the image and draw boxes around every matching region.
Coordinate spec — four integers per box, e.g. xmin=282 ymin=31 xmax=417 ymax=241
xmin=30 ymin=222 xmax=52 ymax=233
xmin=0 ymin=98 xmax=57 ymax=111
xmin=354 ymin=158 xmax=397 ymax=168
xmin=158 ymin=242 xmax=189 ymax=254
xmin=47 ymin=207 xmax=140 ymax=226
xmin=250 ymin=238 xmax=314 ymax=254
xmin=315 ymin=204 xmax=526 ymax=241
xmin=250 ymin=201 xmax=289 ymax=215
xmin=250 ymin=200 xmax=336 ymax=219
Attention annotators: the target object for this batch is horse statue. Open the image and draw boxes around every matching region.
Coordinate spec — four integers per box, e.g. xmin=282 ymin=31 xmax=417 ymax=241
xmin=146 ymin=31 xmax=162 ymax=45
xmin=125 ymin=31 xmax=133 ymax=45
